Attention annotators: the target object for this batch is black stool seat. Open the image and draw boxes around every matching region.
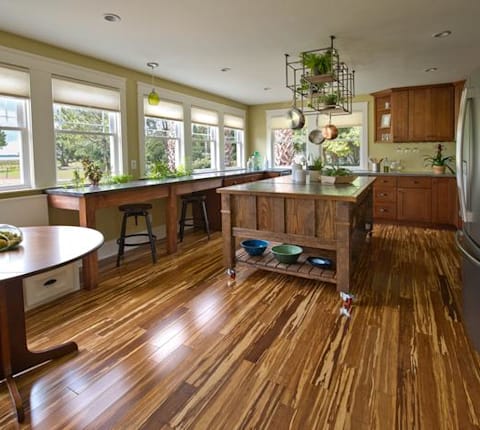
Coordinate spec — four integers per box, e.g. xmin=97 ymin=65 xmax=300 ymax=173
xmin=178 ymin=194 xmax=210 ymax=242
xmin=116 ymin=202 xmax=157 ymax=266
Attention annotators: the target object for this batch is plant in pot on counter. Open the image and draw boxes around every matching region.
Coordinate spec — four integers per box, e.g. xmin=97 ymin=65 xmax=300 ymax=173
xmin=307 ymin=155 xmax=323 ymax=182
xmin=321 ymin=165 xmax=357 ymax=184
xmin=424 ymin=144 xmax=455 ymax=174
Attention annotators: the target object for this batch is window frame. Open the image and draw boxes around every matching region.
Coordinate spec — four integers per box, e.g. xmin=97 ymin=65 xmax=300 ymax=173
xmin=0 ymin=45 xmax=128 ymax=190
xmin=137 ymin=83 xmax=246 ymax=177
xmin=266 ymin=102 xmax=368 ymax=171
xmin=0 ymin=93 xmax=32 ymax=190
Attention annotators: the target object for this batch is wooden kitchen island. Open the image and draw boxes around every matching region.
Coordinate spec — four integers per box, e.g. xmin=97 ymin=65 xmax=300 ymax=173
xmin=218 ymin=175 xmax=375 ymax=292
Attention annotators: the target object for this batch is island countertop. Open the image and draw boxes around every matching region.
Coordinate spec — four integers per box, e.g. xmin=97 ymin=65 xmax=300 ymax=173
xmin=217 ymin=175 xmax=376 ymax=202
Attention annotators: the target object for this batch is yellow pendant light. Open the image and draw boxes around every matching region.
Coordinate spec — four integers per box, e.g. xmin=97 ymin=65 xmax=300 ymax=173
xmin=147 ymin=62 xmax=160 ymax=106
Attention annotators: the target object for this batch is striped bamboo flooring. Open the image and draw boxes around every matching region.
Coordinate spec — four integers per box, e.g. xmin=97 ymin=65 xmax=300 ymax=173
xmin=1 ymin=224 xmax=479 ymax=429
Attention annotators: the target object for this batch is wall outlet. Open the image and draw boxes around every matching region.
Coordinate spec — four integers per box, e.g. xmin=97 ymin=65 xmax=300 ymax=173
xmin=131 ymin=159 xmax=137 ymax=170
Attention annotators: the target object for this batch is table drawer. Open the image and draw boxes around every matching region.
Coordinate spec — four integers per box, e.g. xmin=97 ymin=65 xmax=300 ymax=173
xmin=374 ymin=202 xmax=397 ymax=220
xmin=23 ymin=263 xmax=80 ymax=311
xmin=397 ymin=176 xmax=432 ymax=188
xmin=374 ymin=176 xmax=397 ymax=188
xmin=374 ymin=188 xmax=396 ymax=203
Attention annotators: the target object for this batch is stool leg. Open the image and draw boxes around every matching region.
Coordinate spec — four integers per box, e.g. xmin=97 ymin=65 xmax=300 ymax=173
xmin=116 ymin=213 xmax=128 ymax=267
xmin=179 ymin=199 xmax=188 ymax=242
xmin=201 ymin=200 xmax=210 ymax=240
xmin=144 ymin=211 xmax=157 ymax=264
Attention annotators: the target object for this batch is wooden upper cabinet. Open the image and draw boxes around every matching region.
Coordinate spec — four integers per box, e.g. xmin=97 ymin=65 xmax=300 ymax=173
xmin=391 ymin=90 xmax=409 ymax=142
xmin=373 ymin=83 xmax=454 ymax=143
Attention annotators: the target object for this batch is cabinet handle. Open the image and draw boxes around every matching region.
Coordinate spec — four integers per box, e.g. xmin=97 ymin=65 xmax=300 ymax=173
xmin=379 ymin=192 xmax=387 ymax=197
xmin=413 ymin=181 xmax=419 ymax=184
xmin=380 ymin=208 xmax=387 ymax=212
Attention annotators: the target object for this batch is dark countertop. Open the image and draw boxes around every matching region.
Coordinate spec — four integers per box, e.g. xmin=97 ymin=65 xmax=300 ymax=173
xmin=218 ymin=175 xmax=376 ymax=203
xmin=354 ymin=169 xmax=455 ymax=178
xmin=44 ymin=168 xmax=290 ymax=197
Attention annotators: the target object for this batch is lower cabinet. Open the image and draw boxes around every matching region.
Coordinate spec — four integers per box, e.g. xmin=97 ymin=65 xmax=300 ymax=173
xmin=397 ymin=177 xmax=432 ymax=223
xmin=374 ymin=175 xmax=458 ymax=228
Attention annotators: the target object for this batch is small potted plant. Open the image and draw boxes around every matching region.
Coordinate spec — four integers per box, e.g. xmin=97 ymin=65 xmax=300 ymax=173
xmin=307 ymin=156 xmax=323 ymax=182
xmin=301 ymin=50 xmax=332 ymax=76
xmin=82 ymin=158 xmax=104 ymax=186
xmin=424 ymin=144 xmax=455 ymax=174
xmin=321 ymin=165 xmax=357 ymax=184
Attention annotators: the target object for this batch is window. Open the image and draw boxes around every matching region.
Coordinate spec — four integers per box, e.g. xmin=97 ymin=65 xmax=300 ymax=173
xmin=267 ymin=112 xmax=306 ymax=167
xmin=316 ymin=104 xmax=367 ymax=169
xmin=144 ymin=98 xmax=183 ymax=174
xmin=224 ymin=114 xmax=244 ymax=169
xmin=267 ymin=103 xmax=368 ymax=170
xmin=0 ymin=65 xmax=31 ymax=189
xmin=191 ymin=107 xmax=218 ymax=170
xmin=52 ymin=78 xmax=121 ymax=182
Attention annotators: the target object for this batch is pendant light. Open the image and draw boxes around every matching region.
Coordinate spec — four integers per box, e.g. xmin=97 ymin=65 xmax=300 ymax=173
xmin=146 ymin=62 xmax=160 ymax=106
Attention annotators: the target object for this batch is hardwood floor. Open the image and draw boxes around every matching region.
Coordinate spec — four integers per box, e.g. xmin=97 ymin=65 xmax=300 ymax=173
xmin=1 ymin=225 xmax=479 ymax=429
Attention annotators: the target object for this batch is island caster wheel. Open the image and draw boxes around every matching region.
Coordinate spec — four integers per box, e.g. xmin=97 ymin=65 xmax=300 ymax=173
xmin=227 ymin=268 xmax=236 ymax=280
xmin=339 ymin=291 xmax=354 ymax=318
xmin=226 ymin=268 xmax=236 ymax=287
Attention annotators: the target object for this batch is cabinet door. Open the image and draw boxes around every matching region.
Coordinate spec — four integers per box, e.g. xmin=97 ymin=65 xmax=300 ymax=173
xmin=408 ymin=86 xmax=454 ymax=142
xmin=397 ymin=187 xmax=432 ymax=222
xmin=432 ymin=177 xmax=459 ymax=227
xmin=429 ymin=86 xmax=454 ymax=141
xmin=391 ymin=90 xmax=409 ymax=142
xmin=408 ymin=88 xmax=430 ymax=141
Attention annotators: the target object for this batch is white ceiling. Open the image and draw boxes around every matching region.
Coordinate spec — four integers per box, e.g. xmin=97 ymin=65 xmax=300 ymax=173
xmin=0 ymin=0 xmax=479 ymax=105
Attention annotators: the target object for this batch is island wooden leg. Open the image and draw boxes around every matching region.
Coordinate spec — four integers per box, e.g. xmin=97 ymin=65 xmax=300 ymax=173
xmin=0 ymin=279 xmax=78 ymax=422
xmin=335 ymin=202 xmax=352 ymax=293
xmin=221 ymin=194 xmax=235 ymax=271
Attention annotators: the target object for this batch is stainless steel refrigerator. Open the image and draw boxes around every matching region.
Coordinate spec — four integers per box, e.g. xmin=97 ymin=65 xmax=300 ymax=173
xmin=456 ymin=66 xmax=480 ymax=352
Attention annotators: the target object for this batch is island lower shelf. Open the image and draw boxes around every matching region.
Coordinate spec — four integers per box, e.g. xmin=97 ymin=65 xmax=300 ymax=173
xmin=236 ymin=248 xmax=337 ymax=284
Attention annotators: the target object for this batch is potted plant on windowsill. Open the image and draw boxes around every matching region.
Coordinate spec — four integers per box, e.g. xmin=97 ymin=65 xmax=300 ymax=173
xmin=424 ymin=144 xmax=455 ymax=174
xmin=82 ymin=158 xmax=104 ymax=186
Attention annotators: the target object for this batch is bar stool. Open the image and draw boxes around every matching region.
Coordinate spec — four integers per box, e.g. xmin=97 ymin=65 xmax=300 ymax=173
xmin=116 ymin=203 xmax=157 ymax=267
xmin=178 ymin=194 xmax=210 ymax=242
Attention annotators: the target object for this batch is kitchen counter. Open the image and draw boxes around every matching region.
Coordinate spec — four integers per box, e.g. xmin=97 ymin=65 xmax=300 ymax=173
xmin=44 ymin=168 xmax=290 ymax=197
xmin=218 ymin=175 xmax=375 ymax=292
xmin=44 ymin=169 xmax=288 ymax=289
xmin=219 ymin=175 xmax=375 ymax=202
xmin=354 ymin=169 xmax=455 ymax=178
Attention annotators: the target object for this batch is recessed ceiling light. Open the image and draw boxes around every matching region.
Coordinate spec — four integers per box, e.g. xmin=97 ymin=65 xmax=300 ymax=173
xmin=433 ymin=30 xmax=451 ymax=38
xmin=425 ymin=67 xmax=438 ymax=72
xmin=220 ymin=67 xmax=231 ymax=72
xmin=103 ymin=13 xmax=121 ymax=23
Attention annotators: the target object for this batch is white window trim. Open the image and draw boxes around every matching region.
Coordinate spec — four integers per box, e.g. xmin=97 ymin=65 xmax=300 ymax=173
xmin=0 ymin=45 xmax=127 ymax=189
xmin=137 ymin=83 xmax=246 ymax=176
xmin=266 ymin=102 xmax=368 ymax=170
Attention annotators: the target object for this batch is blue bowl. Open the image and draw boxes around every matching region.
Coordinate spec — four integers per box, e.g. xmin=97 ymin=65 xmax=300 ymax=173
xmin=241 ymin=239 xmax=269 ymax=256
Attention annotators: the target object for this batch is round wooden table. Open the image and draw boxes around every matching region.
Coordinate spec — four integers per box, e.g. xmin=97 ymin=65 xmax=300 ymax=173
xmin=0 ymin=225 xmax=104 ymax=422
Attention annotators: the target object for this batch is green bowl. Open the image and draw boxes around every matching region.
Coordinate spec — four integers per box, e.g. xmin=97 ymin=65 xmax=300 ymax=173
xmin=271 ymin=244 xmax=303 ymax=264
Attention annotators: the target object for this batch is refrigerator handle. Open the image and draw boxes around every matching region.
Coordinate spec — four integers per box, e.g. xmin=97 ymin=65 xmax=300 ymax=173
xmin=456 ymin=89 xmax=470 ymax=222
xmin=456 ymin=231 xmax=480 ymax=267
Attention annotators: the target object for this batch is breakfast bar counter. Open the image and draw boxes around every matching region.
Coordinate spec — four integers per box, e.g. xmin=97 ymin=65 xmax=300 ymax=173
xmin=44 ymin=169 xmax=288 ymax=289
xmin=217 ymin=176 xmax=375 ymax=292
